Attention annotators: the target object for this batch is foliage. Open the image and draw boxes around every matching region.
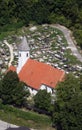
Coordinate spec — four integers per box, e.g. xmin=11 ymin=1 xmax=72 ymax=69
xmin=0 ymin=0 xmax=82 ymax=47
xmin=34 ymin=89 xmax=52 ymax=112
xmin=52 ymin=74 xmax=82 ymax=130
xmin=0 ymin=22 xmax=24 ymax=40
xmin=73 ymin=29 xmax=82 ymax=48
xmin=0 ymin=102 xmax=52 ymax=130
xmin=1 ymin=71 xmax=30 ymax=106
xmin=0 ymin=80 xmax=2 ymax=98
xmin=49 ymin=13 xmax=71 ymax=27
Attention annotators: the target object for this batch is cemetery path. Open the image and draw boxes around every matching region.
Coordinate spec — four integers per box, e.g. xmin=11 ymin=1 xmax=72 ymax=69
xmin=51 ymin=24 xmax=82 ymax=62
xmin=4 ymin=40 xmax=14 ymax=67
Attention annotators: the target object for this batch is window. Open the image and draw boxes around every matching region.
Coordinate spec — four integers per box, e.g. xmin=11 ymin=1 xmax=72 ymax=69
xmin=52 ymin=89 xmax=54 ymax=94
xmin=19 ymin=53 xmax=21 ymax=57
xmin=27 ymin=53 xmax=28 ymax=57
xmin=31 ymin=88 xmax=33 ymax=91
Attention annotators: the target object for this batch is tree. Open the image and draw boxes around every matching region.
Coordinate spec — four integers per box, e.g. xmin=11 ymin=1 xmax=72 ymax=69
xmin=0 ymin=80 xmax=2 ymax=98
xmin=1 ymin=71 xmax=30 ymax=106
xmin=52 ymin=74 xmax=82 ymax=130
xmin=12 ymin=81 xmax=30 ymax=106
xmin=34 ymin=89 xmax=52 ymax=112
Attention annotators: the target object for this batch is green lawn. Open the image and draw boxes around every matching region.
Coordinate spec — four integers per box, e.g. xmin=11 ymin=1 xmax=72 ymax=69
xmin=0 ymin=103 xmax=55 ymax=130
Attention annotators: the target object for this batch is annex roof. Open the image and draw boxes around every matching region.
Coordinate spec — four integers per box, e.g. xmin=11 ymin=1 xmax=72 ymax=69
xmin=8 ymin=65 xmax=16 ymax=72
xmin=18 ymin=59 xmax=65 ymax=90
xmin=17 ymin=36 xmax=30 ymax=51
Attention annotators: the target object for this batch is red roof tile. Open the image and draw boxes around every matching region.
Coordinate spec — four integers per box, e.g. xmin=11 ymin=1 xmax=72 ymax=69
xmin=18 ymin=59 xmax=65 ymax=90
xmin=8 ymin=65 xmax=16 ymax=72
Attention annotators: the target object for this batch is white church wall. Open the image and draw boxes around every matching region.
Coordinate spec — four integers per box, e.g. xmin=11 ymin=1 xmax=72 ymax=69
xmin=40 ymin=84 xmax=52 ymax=93
xmin=47 ymin=86 xmax=52 ymax=93
xmin=26 ymin=84 xmax=55 ymax=96
xmin=40 ymin=84 xmax=46 ymax=90
xmin=28 ymin=87 xmax=37 ymax=96
xmin=17 ymin=51 xmax=30 ymax=73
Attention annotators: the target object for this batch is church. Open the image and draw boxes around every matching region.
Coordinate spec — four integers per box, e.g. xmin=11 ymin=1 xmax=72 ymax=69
xmin=9 ymin=36 xmax=65 ymax=95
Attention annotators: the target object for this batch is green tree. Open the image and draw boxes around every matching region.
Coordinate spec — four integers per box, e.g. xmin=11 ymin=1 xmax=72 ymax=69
xmin=0 ymin=0 xmax=10 ymax=25
xmin=34 ymin=89 xmax=52 ymax=112
xmin=1 ymin=71 xmax=30 ymax=106
xmin=12 ymin=81 xmax=30 ymax=106
xmin=31 ymin=0 xmax=50 ymax=24
xmin=0 ymin=0 xmax=16 ymax=26
xmin=52 ymin=74 xmax=82 ymax=130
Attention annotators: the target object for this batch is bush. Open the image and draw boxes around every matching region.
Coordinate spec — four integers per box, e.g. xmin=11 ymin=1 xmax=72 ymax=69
xmin=73 ymin=29 xmax=82 ymax=48
xmin=49 ymin=13 xmax=72 ymax=27
xmin=0 ymin=22 xmax=24 ymax=32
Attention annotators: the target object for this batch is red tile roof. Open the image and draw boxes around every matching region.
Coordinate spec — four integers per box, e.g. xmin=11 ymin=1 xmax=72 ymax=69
xmin=8 ymin=65 xmax=16 ymax=72
xmin=18 ymin=59 xmax=65 ymax=90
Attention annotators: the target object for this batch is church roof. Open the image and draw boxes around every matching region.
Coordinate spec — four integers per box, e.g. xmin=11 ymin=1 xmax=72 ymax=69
xmin=8 ymin=59 xmax=65 ymax=90
xmin=18 ymin=59 xmax=65 ymax=90
xmin=17 ymin=36 xmax=30 ymax=51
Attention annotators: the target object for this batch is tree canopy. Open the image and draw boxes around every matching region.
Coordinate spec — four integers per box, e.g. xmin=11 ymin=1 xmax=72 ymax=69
xmin=52 ymin=74 xmax=82 ymax=130
xmin=0 ymin=0 xmax=81 ymax=26
xmin=34 ymin=89 xmax=52 ymax=112
xmin=0 ymin=71 xmax=30 ymax=106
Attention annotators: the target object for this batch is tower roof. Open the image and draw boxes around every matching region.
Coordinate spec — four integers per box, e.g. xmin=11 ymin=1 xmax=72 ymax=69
xmin=17 ymin=36 xmax=30 ymax=51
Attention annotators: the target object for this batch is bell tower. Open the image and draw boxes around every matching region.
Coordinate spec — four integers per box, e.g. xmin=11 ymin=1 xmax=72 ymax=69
xmin=17 ymin=36 xmax=30 ymax=73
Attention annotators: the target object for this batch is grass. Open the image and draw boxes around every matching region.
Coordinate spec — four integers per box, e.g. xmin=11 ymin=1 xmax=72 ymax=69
xmin=64 ymin=49 xmax=81 ymax=64
xmin=0 ymin=103 xmax=55 ymax=130
xmin=0 ymin=22 xmax=24 ymax=40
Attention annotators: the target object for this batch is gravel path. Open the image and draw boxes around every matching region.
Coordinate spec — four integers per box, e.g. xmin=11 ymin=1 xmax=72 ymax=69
xmin=51 ymin=24 xmax=82 ymax=62
xmin=4 ymin=40 xmax=14 ymax=67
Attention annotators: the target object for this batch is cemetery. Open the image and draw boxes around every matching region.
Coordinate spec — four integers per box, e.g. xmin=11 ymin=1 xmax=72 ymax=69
xmin=0 ymin=24 xmax=82 ymax=79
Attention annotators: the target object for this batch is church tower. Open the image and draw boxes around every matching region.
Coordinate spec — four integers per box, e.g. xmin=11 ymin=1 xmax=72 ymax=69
xmin=17 ymin=36 xmax=30 ymax=73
